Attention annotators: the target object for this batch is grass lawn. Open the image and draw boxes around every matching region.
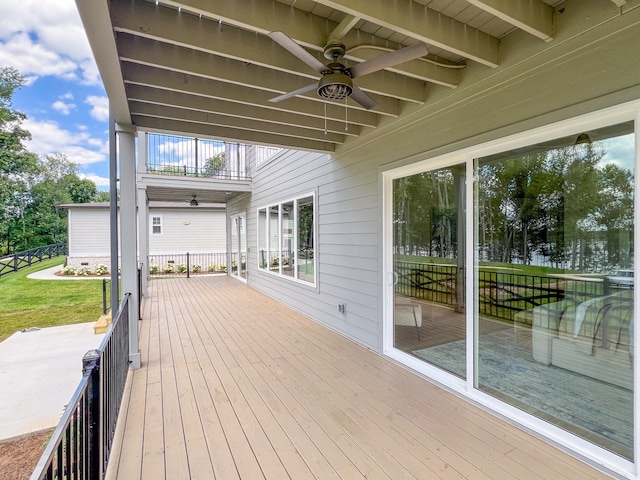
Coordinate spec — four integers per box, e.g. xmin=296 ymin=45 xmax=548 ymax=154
xmin=0 ymin=258 xmax=105 ymax=343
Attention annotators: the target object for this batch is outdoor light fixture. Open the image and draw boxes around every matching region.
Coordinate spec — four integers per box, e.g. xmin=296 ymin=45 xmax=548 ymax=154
xmin=574 ymin=133 xmax=592 ymax=145
xmin=190 ymin=195 xmax=199 ymax=207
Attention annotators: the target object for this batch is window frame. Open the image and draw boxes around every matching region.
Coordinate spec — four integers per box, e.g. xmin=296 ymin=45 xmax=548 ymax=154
xmin=257 ymin=192 xmax=316 ymax=286
xmin=151 ymin=215 xmax=163 ymax=235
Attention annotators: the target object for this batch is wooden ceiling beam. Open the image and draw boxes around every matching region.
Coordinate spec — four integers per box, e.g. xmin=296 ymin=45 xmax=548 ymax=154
xmin=126 ymin=85 xmax=362 ymax=137
xmin=308 ymin=0 xmax=499 ymax=67
xmin=467 ymin=0 xmax=554 ymax=42
xmin=133 ymin=116 xmax=337 ymax=152
xmin=121 ymin=62 xmax=386 ymax=127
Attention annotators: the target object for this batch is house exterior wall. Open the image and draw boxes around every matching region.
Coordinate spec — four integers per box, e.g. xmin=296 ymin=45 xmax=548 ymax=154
xmin=228 ymin=1 xmax=640 ymax=354
xmin=149 ymin=209 xmax=226 ymax=254
xmin=66 ymin=206 xmax=225 ymax=268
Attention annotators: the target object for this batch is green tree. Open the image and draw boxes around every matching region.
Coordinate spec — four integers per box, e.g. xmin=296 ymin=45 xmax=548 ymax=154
xmin=202 ymin=152 xmax=225 ymax=176
xmin=0 ymin=67 xmax=38 ymax=254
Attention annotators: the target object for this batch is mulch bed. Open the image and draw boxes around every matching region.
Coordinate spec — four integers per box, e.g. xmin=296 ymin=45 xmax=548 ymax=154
xmin=0 ymin=429 xmax=53 ymax=480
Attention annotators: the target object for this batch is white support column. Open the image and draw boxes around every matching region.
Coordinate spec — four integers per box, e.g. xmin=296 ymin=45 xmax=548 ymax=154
xmin=118 ymin=125 xmax=140 ymax=370
xmin=138 ymin=185 xmax=149 ymax=297
xmin=136 ymin=131 xmax=149 ymax=298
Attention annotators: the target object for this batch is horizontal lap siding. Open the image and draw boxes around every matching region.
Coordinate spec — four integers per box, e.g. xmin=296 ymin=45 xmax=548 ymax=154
xmin=230 ymin=149 xmax=383 ymax=350
xmin=149 ymin=209 xmax=225 ymax=254
xmin=68 ymin=209 xmax=112 ymax=255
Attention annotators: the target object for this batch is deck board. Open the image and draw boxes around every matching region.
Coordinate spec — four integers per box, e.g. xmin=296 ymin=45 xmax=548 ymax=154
xmin=105 ymin=276 xmax=613 ymax=480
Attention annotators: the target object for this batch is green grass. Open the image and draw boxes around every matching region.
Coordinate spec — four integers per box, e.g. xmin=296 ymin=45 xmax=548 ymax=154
xmin=0 ymin=258 xmax=105 ymax=343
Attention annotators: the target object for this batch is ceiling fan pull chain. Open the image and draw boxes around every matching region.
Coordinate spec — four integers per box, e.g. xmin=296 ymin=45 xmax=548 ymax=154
xmin=324 ymin=103 xmax=328 ymax=135
xmin=345 ymin=97 xmax=348 ymax=131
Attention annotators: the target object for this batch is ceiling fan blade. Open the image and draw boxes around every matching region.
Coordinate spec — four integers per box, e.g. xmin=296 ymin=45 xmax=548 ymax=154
xmin=269 ymin=82 xmax=318 ymax=103
xmin=350 ymin=85 xmax=377 ymax=110
xmin=349 ymin=42 xmax=428 ymax=79
xmin=269 ymin=31 xmax=328 ymax=74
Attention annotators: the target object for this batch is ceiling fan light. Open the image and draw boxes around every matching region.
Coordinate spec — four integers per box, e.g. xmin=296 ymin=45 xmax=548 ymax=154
xmin=317 ymin=73 xmax=353 ymax=101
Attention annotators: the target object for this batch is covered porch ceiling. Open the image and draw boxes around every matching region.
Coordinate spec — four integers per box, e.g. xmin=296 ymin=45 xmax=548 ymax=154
xmin=73 ymin=0 xmax=617 ymax=154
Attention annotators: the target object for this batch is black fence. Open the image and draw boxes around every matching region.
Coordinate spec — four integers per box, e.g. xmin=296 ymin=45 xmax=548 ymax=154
xmin=149 ymin=252 xmax=227 ymax=277
xmin=395 ymin=261 xmax=606 ymax=322
xmin=0 ymin=243 xmax=66 ymax=278
xmin=31 ymin=294 xmax=130 ymax=480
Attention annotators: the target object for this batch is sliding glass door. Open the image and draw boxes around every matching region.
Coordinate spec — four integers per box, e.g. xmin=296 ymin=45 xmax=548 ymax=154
xmin=474 ymin=122 xmax=635 ymax=460
xmin=392 ymin=163 xmax=467 ymax=378
xmin=230 ymin=213 xmax=246 ymax=281
xmin=385 ymin=109 xmax=636 ymax=467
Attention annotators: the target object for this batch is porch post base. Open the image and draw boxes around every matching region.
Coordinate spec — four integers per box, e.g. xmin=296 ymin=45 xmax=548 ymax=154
xmin=129 ymin=352 xmax=141 ymax=370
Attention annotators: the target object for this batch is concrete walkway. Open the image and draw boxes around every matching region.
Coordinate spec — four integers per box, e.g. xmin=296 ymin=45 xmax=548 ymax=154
xmin=27 ymin=264 xmax=106 ymax=280
xmin=0 ymin=323 xmax=105 ymax=441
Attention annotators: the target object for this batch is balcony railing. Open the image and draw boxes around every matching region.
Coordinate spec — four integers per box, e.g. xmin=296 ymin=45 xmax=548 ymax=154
xmin=145 ymin=133 xmax=281 ymax=180
xmin=31 ymin=294 xmax=130 ymax=480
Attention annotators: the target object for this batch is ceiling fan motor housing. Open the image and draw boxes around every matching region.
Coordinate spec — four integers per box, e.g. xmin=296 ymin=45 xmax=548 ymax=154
xmin=317 ymin=64 xmax=353 ymax=101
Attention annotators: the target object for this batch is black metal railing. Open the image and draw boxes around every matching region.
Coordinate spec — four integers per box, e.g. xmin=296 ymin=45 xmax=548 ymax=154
xmin=146 ymin=133 xmax=281 ymax=180
xmin=31 ymin=294 xmax=130 ymax=480
xmin=0 ymin=243 xmax=66 ymax=277
xmin=395 ymin=261 xmax=606 ymax=322
xmin=148 ymin=252 xmax=228 ymax=277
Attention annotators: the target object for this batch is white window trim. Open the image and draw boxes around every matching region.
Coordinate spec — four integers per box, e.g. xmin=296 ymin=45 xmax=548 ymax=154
xmin=151 ymin=215 xmax=163 ymax=235
xmin=382 ymin=100 xmax=640 ymax=479
xmin=257 ymin=192 xmax=316 ymax=287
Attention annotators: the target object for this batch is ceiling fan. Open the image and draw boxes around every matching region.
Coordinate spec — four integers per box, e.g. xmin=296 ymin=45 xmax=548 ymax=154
xmin=268 ymin=31 xmax=428 ymax=110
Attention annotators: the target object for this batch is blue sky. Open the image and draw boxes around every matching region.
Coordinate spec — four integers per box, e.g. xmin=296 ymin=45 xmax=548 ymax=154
xmin=0 ymin=0 xmax=110 ymax=188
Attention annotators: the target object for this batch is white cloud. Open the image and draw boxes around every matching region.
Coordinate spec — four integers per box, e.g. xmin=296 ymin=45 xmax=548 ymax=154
xmin=79 ymin=173 xmax=110 ymax=188
xmin=52 ymin=100 xmax=76 ymax=115
xmin=85 ymin=95 xmax=109 ymax=122
xmin=23 ymin=117 xmax=107 ymax=166
xmin=0 ymin=1 xmax=100 ymax=85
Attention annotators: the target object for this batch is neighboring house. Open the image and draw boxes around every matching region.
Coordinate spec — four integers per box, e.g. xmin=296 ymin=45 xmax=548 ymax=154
xmin=76 ymin=1 xmax=640 ymax=478
xmin=60 ymin=202 xmax=226 ymax=268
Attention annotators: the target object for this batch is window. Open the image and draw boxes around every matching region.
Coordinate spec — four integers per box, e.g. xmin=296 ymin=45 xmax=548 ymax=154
xmin=151 ymin=215 xmax=162 ymax=235
xmin=258 ymin=193 xmax=315 ymax=285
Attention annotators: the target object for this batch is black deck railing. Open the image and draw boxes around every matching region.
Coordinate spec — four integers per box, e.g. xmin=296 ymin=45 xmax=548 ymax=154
xmin=395 ymin=261 xmax=606 ymax=322
xmin=146 ymin=133 xmax=281 ymax=180
xmin=148 ymin=252 xmax=228 ymax=276
xmin=0 ymin=243 xmax=66 ymax=277
xmin=31 ymin=294 xmax=130 ymax=480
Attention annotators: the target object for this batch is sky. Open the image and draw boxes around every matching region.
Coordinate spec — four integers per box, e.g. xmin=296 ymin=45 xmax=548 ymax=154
xmin=0 ymin=0 xmax=110 ymax=188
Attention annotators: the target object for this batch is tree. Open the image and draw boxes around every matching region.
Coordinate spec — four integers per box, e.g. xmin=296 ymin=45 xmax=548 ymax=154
xmin=0 ymin=67 xmax=38 ymax=254
xmin=202 ymin=152 xmax=225 ymax=176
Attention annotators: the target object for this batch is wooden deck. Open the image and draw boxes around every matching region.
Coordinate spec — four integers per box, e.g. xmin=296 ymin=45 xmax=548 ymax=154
xmin=105 ymin=276 xmax=612 ymax=480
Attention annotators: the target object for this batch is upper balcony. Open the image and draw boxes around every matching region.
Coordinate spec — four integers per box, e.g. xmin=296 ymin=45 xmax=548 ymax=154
xmin=137 ymin=133 xmax=282 ymax=204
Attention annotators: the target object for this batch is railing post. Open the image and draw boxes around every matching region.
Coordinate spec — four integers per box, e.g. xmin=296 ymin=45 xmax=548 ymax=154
xmin=82 ymin=350 xmax=101 ymax=480
xmin=103 ymin=279 xmax=108 ymax=315
xmin=186 ymin=252 xmax=190 ymax=279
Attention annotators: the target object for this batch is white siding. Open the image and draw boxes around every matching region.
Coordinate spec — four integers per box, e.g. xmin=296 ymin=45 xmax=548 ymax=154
xmin=149 ymin=209 xmax=226 ymax=254
xmin=67 ymin=207 xmax=225 ymax=258
xmin=229 ymin=8 xmax=640 ymax=353
xmin=68 ymin=208 xmax=111 ymax=256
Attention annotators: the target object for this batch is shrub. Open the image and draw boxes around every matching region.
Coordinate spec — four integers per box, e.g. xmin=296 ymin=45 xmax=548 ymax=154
xmin=177 ymin=263 xmax=187 ymax=273
xmin=149 ymin=263 xmax=159 ymax=274
xmin=76 ymin=266 xmax=91 ymax=276
xmin=163 ymin=263 xmax=175 ymax=274
xmin=220 ymin=264 xmax=227 ymax=273
xmin=62 ymin=266 xmax=76 ymax=276
xmin=95 ymin=264 xmax=109 ymax=276
xmin=191 ymin=263 xmax=201 ymax=273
